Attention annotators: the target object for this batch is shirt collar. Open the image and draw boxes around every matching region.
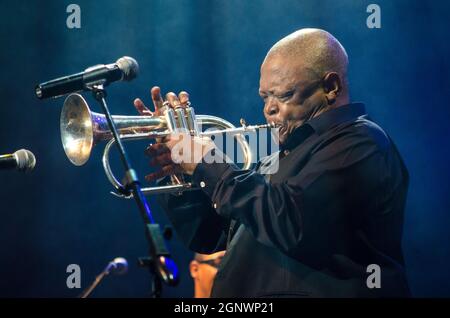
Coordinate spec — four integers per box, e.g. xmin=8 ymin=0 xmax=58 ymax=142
xmin=307 ymin=102 xmax=367 ymax=135
xmin=281 ymin=103 xmax=367 ymax=151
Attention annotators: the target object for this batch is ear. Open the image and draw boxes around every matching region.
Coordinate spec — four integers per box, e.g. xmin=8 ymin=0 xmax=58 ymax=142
xmin=190 ymin=260 xmax=199 ymax=278
xmin=322 ymin=72 xmax=342 ymax=105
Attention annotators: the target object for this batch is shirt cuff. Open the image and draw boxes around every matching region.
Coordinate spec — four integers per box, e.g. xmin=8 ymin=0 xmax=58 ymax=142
xmin=192 ymin=161 xmax=236 ymax=199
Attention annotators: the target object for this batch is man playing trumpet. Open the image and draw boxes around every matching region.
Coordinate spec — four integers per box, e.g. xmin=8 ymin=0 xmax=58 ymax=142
xmin=133 ymin=28 xmax=410 ymax=297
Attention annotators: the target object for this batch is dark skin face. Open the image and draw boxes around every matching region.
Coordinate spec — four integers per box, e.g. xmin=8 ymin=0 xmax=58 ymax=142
xmin=259 ymin=53 xmax=346 ymax=145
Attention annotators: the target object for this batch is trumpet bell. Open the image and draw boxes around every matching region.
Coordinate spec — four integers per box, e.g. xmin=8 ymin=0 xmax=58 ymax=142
xmin=61 ymin=93 xmax=168 ymax=166
xmin=60 ymin=94 xmax=94 ymax=166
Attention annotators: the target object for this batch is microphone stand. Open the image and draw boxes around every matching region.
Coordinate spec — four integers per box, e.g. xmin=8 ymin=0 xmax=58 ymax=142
xmin=79 ymin=262 xmax=113 ymax=299
xmin=89 ymin=85 xmax=179 ymax=298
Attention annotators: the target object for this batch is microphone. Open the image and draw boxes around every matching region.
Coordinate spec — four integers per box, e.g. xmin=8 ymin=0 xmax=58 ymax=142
xmin=79 ymin=257 xmax=128 ymax=298
xmin=0 ymin=149 xmax=36 ymax=171
xmin=35 ymin=56 xmax=139 ymax=99
xmin=105 ymin=257 xmax=128 ymax=275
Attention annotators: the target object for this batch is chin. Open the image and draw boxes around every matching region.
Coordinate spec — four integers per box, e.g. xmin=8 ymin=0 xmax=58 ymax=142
xmin=276 ymin=135 xmax=288 ymax=147
xmin=271 ymin=128 xmax=288 ymax=147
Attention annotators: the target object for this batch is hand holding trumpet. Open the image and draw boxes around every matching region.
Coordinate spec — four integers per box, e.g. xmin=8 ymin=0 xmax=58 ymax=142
xmin=133 ymin=86 xmax=215 ymax=182
xmin=59 ymin=86 xmax=258 ymax=196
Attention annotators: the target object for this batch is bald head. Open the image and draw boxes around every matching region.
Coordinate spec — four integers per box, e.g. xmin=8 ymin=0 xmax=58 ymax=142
xmin=259 ymin=29 xmax=350 ymax=145
xmin=265 ymin=28 xmax=349 ymax=91
xmin=194 ymin=251 xmax=225 ymax=262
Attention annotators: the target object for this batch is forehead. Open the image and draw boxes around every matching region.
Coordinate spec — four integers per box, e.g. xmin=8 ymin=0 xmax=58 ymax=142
xmin=259 ymin=54 xmax=308 ymax=92
xmin=200 ymin=251 xmax=225 ymax=261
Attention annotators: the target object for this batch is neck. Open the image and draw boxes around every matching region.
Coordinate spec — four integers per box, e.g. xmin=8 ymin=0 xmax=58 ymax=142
xmin=194 ymin=285 xmax=210 ymax=298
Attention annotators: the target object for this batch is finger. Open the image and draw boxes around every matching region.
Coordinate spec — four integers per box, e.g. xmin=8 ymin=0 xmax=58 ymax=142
xmin=146 ymin=134 xmax=183 ymax=157
xmin=178 ymin=91 xmax=190 ymax=108
xmin=149 ymin=152 xmax=174 ymax=167
xmin=166 ymin=92 xmax=182 ymax=108
xmin=165 ymin=133 xmax=187 ymax=149
xmin=151 ymin=86 xmax=164 ymax=114
xmin=145 ymin=165 xmax=182 ymax=183
xmin=145 ymin=143 xmax=170 ymax=157
xmin=166 ymin=133 xmax=201 ymax=164
xmin=133 ymin=98 xmax=153 ymax=116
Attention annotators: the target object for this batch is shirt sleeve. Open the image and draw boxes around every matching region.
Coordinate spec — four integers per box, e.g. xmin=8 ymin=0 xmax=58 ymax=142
xmin=192 ymin=129 xmax=385 ymax=259
xmin=157 ymin=185 xmax=228 ymax=254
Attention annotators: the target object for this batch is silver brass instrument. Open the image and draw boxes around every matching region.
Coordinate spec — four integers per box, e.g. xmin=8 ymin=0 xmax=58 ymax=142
xmin=60 ymin=93 xmax=272 ymax=198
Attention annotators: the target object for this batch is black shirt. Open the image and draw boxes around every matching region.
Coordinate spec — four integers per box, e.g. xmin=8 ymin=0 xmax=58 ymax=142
xmin=159 ymin=103 xmax=410 ymax=297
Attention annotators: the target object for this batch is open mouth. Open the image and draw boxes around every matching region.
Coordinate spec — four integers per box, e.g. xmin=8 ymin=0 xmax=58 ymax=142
xmin=268 ymin=122 xmax=288 ymax=142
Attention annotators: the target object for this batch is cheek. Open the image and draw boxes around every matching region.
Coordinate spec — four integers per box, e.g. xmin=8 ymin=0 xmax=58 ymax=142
xmin=294 ymin=93 xmax=326 ymax=120
xmin=303 ymin=91 xmax=327 ymax=112
xmin=278 ymin=103 xmax=306 ymax=122
xmin=200 ymin=268 xmax=217 ymax=284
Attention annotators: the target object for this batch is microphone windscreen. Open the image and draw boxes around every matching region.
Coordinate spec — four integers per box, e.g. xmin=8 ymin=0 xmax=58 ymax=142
xmin=110 ymin=257 xmax=128 ymax=275
xmin=14 ymin=149 xmax=36 ymax=171
xmin=116 ymin=56 xmax=139 ymax=81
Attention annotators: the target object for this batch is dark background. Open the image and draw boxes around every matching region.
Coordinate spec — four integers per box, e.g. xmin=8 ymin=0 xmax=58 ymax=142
xmin=0 ymin=0 xmax=449 ymax=297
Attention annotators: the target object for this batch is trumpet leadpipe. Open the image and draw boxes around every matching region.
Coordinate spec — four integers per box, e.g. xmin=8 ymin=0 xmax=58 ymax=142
xmin=200 ymin=123 xmax=275 ymax=137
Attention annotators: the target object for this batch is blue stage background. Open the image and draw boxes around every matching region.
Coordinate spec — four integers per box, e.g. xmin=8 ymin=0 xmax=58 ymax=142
xmin=0 ymin=0 xmax=449 ymax=297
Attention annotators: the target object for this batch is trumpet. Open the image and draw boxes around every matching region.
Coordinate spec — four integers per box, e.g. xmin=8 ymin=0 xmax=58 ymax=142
xmin=60 ymin=93 xmax=273 ymax=198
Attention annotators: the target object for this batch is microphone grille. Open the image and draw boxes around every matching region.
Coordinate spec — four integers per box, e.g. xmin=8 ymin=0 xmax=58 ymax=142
xmin=14 ymin=149 xmax=36 ymax=171
xmin=116 ymin=56 xmax=139 ymax=81
xmin=110 ymin=257 xmax=128 ymax=275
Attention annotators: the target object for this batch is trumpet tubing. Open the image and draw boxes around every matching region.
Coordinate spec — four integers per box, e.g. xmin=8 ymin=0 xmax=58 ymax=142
xmin=60 ymin=93 xmax=271 ymax=197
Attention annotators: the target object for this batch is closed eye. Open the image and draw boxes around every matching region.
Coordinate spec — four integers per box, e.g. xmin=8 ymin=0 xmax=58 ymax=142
xmin=277 ymin=90 xmax=294 ymax=101
xmin=259 ymin=90 xmax=294 ymax=102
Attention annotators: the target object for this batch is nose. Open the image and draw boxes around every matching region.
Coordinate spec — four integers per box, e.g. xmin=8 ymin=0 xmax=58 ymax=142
xmin=264 ymin=97 xmax=279 ymax=119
